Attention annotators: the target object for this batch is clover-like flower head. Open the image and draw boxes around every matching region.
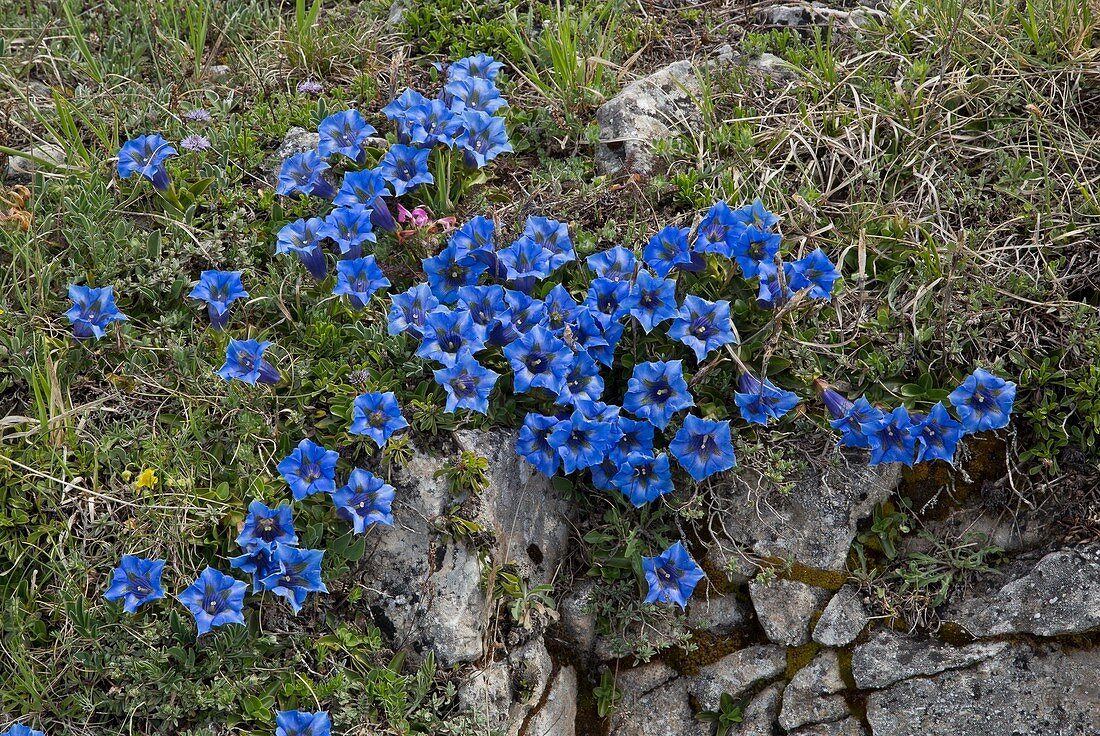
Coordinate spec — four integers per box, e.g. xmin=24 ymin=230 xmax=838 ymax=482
xmin=104 ymin=555 xmax=166 ymax=614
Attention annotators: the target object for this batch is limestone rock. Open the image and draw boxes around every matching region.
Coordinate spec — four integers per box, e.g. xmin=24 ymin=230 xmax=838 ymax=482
xmin=729 ymin=682 xmax=784 ymax=736
xmin=611 ymin=663 xmax=707 ymax=736
xmin=720 ymin=456 xmax=900 ymax=572
xmin=946 ymin=546 xmax=1100 ymax=638
xmin=865 ymin=643 xmax=1100 ymax=736
xmin=687 ymin=644 xmax=787 ymax=712
xmin=749 ymin=578 xmax=831 ymax=646
xmin=851 ymin=629 xmax=1009 ymax=690
xmin=454 ymin=429 xmax=574 ymax=588
xmin=756 ymin=2 xmax=884 ymax=30
xmin=779 ymin=650 xmax=848 ymax=730
xmin=813 ymin=584 xmax=869 ymax=647
xmin=526 ymin=666 xmax=578 ymax=736
xmin=791 ymin=718 xmax=867 ymax=736
xmin=5 ymin=143 xmax=66 ymax=177
xmin=686 ymin=591 xmax=752 ymax=635
xmin=457 ymin=662 xmax=513 ymax=732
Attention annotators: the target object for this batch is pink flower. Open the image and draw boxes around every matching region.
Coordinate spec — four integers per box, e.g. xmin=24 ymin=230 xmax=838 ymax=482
xmin=397 ymin=204 xmax=432 ymax=228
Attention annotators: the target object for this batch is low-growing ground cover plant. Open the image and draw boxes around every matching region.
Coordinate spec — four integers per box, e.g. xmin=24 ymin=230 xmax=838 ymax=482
xmin=1 ymin=0 xmax=1096 ymax=733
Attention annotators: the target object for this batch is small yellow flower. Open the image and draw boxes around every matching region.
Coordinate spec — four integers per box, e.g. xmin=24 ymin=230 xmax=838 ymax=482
xmin=135 ymin=468 xmax=158 ymax=489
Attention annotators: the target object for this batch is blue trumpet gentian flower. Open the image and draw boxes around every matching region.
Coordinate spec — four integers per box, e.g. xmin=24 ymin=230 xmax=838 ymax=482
xmin=188 ymin=270 xmax=248 ymax=330
xmin=624 ymin=360 xmax=695 ymax=430
xmin=261 ymin=546 xmax=327 ymax=615
xmin=277 ymin=439 xmax=340 ymax=501
xmin=217 ymin=339 xmax=281 ymax=385
xmin=642 ymin=540 xmax=705 ymax=608
xmin=117 ymin=134 xmax=177 ymax=190
xmin=349 ymin=391 xmax=409 ymax=447
xmin=104 ymin=555 xmax=166 ymax=613
xmin=948 ymin=368 xmax=1016 ymax=434
xmin=670 ymin=414 xmax=737 ymax=481
xmin=333 ymin=468 xmax=396 ymax=533
xmin=334 ymin=256 xmax=391 ymax=309
xmin=65 ymin=285 xmax=128 ymax=340
xmin=177 ymin=566 xmax=247 ymax=636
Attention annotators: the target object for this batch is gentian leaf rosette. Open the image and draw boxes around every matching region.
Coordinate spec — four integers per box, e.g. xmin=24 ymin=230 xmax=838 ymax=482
xmin=822 ymin=388 xmax=887 ymax=449
xmin=261 ymin=546 xmax=327 ymax=615
xmin=434 ymin=349 xmax=500 ymax=415
xmin=333 ymin=468 xmax=396 ymax=533
xmin=275 ymin=709 xmax=332 ymax=736
xmin=734 ymin=373 xmax=800 ymax=426
xmin=349 ymin=391 xmax=409 ymax=447
xmin=188 ymin=270 xmax=248 ymax=330
xmin=948 ymin=368 xmax=1016 ymax=434
xmin=667 ymin=295 xmax=737 ymax=362
xmin=65 ymin=284 xmax=128 ymax=340
xmin=236 ymin=500 xmax=297 ymax=552
xmin=642 ymin=541 xmax=706 ymax=608
xmin=334 ymin=256 xmax=391 ymax=309
xmin=730 ymin=226 xmax=781 ymax=280
xmin=643 ymin=225 xmax=695 ymax=277
xmin=117 ymin=134 xmax=177 ymax=190
xmin=275 ymin=217 xmax=329 ymax=280
xmin=624 ymin=360 xmax=695 ymax=430
xmin=911 ymin=402 xmax=964 ymax=464
xmin=670 ymin=414 xmax=737 ymax=481
xmin=629 ymin=270 xmax=678 ymax=333
xmin=276 ymin=150 xmax=334 ymax=199
xmin=504 ymin=324 xmax=573 ymax=395
xmin=103 ymin=555 xmax=166 ymax=614
xmin=388 ymin=283 xmax=443 ymax=340
xmin=548 ymin=409 xmax=615 ymax=474
xmin=784 ymin=248 xmax=841 ymax=301
xmin=424 ymin=242 xmax=489 ymax=304
xmin=320 ymin=206 xmax=377 ymax=258
xmin=457 ymin=109 xmax=513 ymax=168
xmin=416 ymin=308 xmax=487 ymax=367
xmin=693 ymin=201 xmax=746 ymax=258
xmin=176 ymin=566 xmax=247 ymax=636
xmin=523 ymin=216 xmax=575 ymax=270
xmin=1 ymin=724 xmax=46 ymax=736
xmin=868 ymin=406 xmax=919 ymax=466
xmin=317 ymin=109 xmax=376 ymax=162
xmin=217 ymin=339 xmax=281 ymax=385
xmin=612 ymin=452 xmax=673 ymax=507
xmin=277 ymin=439 xmax=339 ymax=501
xmin=378 ymin=144 xmax=433 ymax=197
xmin=516 ymin=413 xmax=564 ymax=477
xmin=586 ymin=246 xmax=636 ymax=282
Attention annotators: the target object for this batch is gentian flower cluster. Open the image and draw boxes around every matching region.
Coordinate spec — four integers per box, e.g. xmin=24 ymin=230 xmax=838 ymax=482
xmin=819 ymin=366 xmax=1016 ymax=466
xmin=1 ymin=724 xmax=46 ymax=736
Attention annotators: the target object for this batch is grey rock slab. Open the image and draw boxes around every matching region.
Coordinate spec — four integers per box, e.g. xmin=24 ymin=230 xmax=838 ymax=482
xmin=728 ymin=682 xmax=784 ymax=736
xmin=779 ymin=650 xmax=848 ymax=730
xmin=6 ymin=143 xmax=66 ymax=177
xmin=419 ymin=540 xmax=487 ymax=665
xmin=749 ymin=578 xmax=831 ymax=646
xmin=457 ymin=662 xmax=513 ymax=732
xmin=946 ymin=546 xmax=1100 ymax=638
xmin=813 ymin=584 xmax=869 ymax=647
xmin=791 ymin=718 xmax=867 ymax=736
xmin=611 ymin=662 xmax=708 ymax=736
xmin=686 ymin=591 xmax=752 ymax=635
xmin=558 ymin=582 xmax=598 ymax=656
xmin=526 ymin=665 xmax=578 ymax=736
xmin=721 ymin=457 xmax=900 ymax=572
xmin=865 ymin=643 xmax=1100 ymax=736
xmin=454 ymin=429 xmax=574 ymax=588
xmin=851 ymin=628 xmax=1009 ymax=690
xmin=687 ymin=644 xmax=787 ymax=712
